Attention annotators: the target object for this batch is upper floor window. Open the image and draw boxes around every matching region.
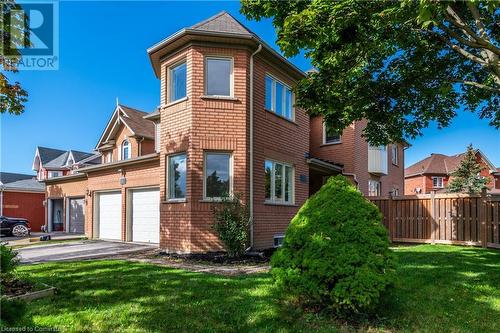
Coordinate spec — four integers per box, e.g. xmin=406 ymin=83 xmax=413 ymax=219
xmin=432 ymin=176 xmax=444 ymax=188
xmin=169 ymin=61 xmax=187 ymax=102
xmin=205 ymin=57 xmax=232 ymax=97
xmin=204 ymin=152 xmax=232 ymax=199
xmin=265 ymin=74 xmax=293 ymax=120
xmin=106 ymin=152 xmax=113 ymax=163
xmin=368 ymin=180 xmax=381 ymax=196
xmin=265 ymin=160 xmax=294 ymax=204
xmin=391 ymin=145 xmax=399 ymax=166
xmin=168 ymin=153 xmax=187 ymax=200
xmin=48 ymin=171 xmax=63 ymax=179
xmin=155 ymin=123 xmax=161 ymax=153
xmin=323 ymin=122 xmax=341 ymax=144
xmin=121 ymin=140 xmax=130 ymax=160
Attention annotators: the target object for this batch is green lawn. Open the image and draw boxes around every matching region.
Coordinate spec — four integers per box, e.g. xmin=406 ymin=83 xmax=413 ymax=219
xmin=10 ymin=245 xmax=500 ymax=333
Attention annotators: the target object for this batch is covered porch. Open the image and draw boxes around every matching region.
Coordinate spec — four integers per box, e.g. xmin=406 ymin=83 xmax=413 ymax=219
xmin=306 ymin=155 xmax=344 ymax=196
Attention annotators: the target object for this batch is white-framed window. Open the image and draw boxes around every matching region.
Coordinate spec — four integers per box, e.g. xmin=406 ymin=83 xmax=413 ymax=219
xmin=391 ymin=145 xmax=399 ymax=166
xmin=204 ymin=152 xmax=232 ymax=199
xmin=265 ymin=160 xmax=294 ymax=204
xmin=121 ymin=140 xmax=130 ymax=160
xmin=48 ymin=171 xmax=63 ymax=179
xmin=167 ymin=153 xmax=187 ymax=200
xmin=169 ymin=61 xmax=187 ymax=102
xmin=155 ymin=123 xmax=161 ymax=153
xmin=205 ymin=57 xmax=233 ymax=97
xmin=106 ymin=152 xmax=112 ymax=163
xmin=265 ymin=74 xmax=293 ymax=120
xmin=392 ymin=188 xmax=400 ymax=196
xmin=323 ymin=122 xmax=341 ymax=144
xmin=432 ymin=176 xmax=444 ymax=188
xmin=368 ymin=180 xmax=381 ymax=196
xmin=273 ymin=234 xmax=285 ymax=248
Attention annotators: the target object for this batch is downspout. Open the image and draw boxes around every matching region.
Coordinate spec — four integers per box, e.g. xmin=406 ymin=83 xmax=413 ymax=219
xmin=248 ymin=43 xmax=262 ymax=250
xmin=342 ymin=172 xmax=359 ymax=188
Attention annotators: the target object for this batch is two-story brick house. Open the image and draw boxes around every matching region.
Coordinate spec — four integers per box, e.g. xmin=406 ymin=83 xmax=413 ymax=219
xmin=44 ymin=12 xmax=405 ymax=252
xmin=404 ymin=150 xmax=498 ymax=194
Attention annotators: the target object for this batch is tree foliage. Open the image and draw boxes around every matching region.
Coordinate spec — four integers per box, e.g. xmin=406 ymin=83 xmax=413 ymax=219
xmin=447 ymin=144 xmax=490 ymax=193
xmin=0 ymin=0 xmax=28 ymax=115
xmin=240 ymin=0 xmax=500 ymax=145
xmin=271 ymin=176 xmax=395 ymax=315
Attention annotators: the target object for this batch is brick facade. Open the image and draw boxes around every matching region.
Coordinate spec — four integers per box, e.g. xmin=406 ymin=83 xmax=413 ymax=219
xmin=310 ymin=117 xmax=405 ymax=197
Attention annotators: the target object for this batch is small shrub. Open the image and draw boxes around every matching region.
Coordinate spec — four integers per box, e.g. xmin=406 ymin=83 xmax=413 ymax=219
xmin=212 ymin=194 xmax=250 ymax=257
xmin=271 ymin=175 xmax=396 ymax=315
xmin=0 ymin=243 xmax=19 ymax=279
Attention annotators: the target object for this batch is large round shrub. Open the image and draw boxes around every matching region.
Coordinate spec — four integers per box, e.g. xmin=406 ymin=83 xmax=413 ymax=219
xmin=271 ymin=175 xmax=395 ymax=315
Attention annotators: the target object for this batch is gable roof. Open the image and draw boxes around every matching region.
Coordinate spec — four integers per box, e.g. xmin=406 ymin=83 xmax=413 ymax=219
xmin=0 ymin=172 xmax=44 ymax=192
xmin=95 ymin=104 xmax=156 ymax=150
xmin=33 ymin=146 xmax=100 ymax=170
xmin=405 ymin=150 xmax=497 ymax=177
xmin=147 ymin=11 xmax=305 ymax=80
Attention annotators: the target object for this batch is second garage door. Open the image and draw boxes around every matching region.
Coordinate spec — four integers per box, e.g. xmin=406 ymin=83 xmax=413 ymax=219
xmin=68 ymin=198 xmax=85 ymax=233
xmin=97 ymin=191 xmax=122 ymax=240
xmin=131 ymin=188 xmax=160 ymax=243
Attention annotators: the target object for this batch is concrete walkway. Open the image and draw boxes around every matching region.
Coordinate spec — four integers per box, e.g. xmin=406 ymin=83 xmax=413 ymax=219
xmin=17 ymin=240 xmax=157 ymax=264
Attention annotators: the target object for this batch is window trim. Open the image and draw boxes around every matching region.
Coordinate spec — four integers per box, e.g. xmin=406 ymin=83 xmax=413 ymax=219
xmin=322 ymin=122 xmax=342 ymax=145
xmin=203 ymin=151 xmax=233 ymax=201
xmin=168 ymin=60 xmax=187 ymax=103
xmin=265 ymin=73 xmax=295 ymax=121
xmin=265 ymin=159 xmax=295 ymax=205
xmin=204 ymin=56 xmax=234 ymax=98
xmin=121 ymin=140 xmax=131 ymax=160
xmin=391 ymin=145 xmax=399 ymax=166
xmin=48 ymin=171 xmax=63 ymax=179
xmin=432 ymin=176 xmax=444 ymax=188
xmin=167 ymin=152 xmax=187 ymax=201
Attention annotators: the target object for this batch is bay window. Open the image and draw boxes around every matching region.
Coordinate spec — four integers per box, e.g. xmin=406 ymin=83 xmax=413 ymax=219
xmin=168 ymin=153 xmax=187 ymax=200
xmin=205 ymin=57 xmax=232 ymax=97
xmin=169 ymin=61 xmax=187 ymax=102
xmin=204 ymin=152 xmax=232 ymax=199
xmin=265 ymin=74 xmax=293 ymax=120
xmin=265 ymin=160 xmax=294 ymax=204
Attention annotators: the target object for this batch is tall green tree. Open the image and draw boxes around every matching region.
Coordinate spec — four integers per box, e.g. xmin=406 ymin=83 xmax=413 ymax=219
xmin=1 ymin=0 xmax=28 ymax=115
xmin=240 ymin=0 xmax=499 ymax=144
xmin=447 ymin=144 xmax=490 ymax=193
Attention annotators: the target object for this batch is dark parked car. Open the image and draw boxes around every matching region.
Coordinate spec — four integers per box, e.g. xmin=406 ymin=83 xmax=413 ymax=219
xmin=0 ymin=216 xmax=31 ymax=237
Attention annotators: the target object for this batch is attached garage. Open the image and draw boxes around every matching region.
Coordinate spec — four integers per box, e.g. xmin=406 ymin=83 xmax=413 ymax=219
xmin=129 ymin=188 xmax=159 ymax=243
xmin=67 ymin=198 xmax=85 ymax=233
xmin=96 ymin=191 xmax=122 ymax=240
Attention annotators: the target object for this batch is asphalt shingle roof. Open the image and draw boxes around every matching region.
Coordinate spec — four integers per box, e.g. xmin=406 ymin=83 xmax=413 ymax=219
xmin=0 ymin=172 xmax=44 ymax=191
xmin=37 ymin=147 xmax=67 ymax=165
xmin=190 ymin=11 xmax=252 ymax=35
xmin=119 ymin=104 xmax=155 ymax=139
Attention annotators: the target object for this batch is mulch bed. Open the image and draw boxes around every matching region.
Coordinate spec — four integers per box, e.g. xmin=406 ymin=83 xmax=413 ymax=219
xmin=159 ymin=251 xmax=271 ymax=265
xmin=1 ymin=278 xmax=34 ymax=297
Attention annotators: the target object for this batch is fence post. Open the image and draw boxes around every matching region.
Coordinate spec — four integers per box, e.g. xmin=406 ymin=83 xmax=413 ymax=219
xmin=480 ymin=188 xmax=488 ymax=248
xmin=431 ymin=191 xmax=436 ymax=244
xmin=388 ymin=194 xmax=394 ymax=241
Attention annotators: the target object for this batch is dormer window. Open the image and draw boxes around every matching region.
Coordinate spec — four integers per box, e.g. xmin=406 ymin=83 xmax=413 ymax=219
xmin=121 ymin=140 xmax=131 ymax=160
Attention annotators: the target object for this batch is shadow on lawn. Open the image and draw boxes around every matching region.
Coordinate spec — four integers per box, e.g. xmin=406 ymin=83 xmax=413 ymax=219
xmin=17 ymin=261 xmax=310 ymax=332
xmin=15 ymin=246 xmax=500 ymax=333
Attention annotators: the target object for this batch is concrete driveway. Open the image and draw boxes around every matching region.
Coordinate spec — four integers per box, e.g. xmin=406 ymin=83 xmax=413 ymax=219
xmin=17 ymin=240 xmax=157 ymax=264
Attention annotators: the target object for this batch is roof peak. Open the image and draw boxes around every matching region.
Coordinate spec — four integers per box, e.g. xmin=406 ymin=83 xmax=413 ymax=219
xmin=190 ymin=10 xmax=253 ymax=36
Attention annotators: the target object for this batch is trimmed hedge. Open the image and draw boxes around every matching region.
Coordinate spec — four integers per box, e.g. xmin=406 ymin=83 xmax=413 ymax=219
xmin=271 ymin=175 xmax=395 ymax=315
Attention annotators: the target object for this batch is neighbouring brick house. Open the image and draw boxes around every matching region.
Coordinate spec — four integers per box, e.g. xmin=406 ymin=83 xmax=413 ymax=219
xmin=404 ymin=150 xmax=499 ymax=195
xmin=43 ymin=12 xmax=406 ymax=252
xmin=0 ymin=172 xmax=45 ymax=231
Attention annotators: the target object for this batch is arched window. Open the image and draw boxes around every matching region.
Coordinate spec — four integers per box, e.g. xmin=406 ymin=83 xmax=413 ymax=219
xmin=121 ymin=140 xmax=130 ymax=160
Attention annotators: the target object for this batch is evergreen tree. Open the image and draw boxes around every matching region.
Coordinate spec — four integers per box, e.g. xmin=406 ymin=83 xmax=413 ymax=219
xmin=447 ymin=144 xmax=490 ymax=194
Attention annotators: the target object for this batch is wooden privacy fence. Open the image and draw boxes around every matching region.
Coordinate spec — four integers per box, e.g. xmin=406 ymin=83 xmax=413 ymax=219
xmin=370 ymin=190 xmax=500 ymax=249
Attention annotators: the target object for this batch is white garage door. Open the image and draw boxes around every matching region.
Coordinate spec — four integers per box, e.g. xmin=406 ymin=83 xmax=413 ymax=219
xmin=131 ymin=188 xmax=160 ymax=243
xmin=98 ymin=191 xmax=122 ymax=240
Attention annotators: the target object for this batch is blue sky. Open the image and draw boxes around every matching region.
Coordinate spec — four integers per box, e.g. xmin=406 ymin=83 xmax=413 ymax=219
xmin=1 ymin=1 xmax=499 ymax=175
